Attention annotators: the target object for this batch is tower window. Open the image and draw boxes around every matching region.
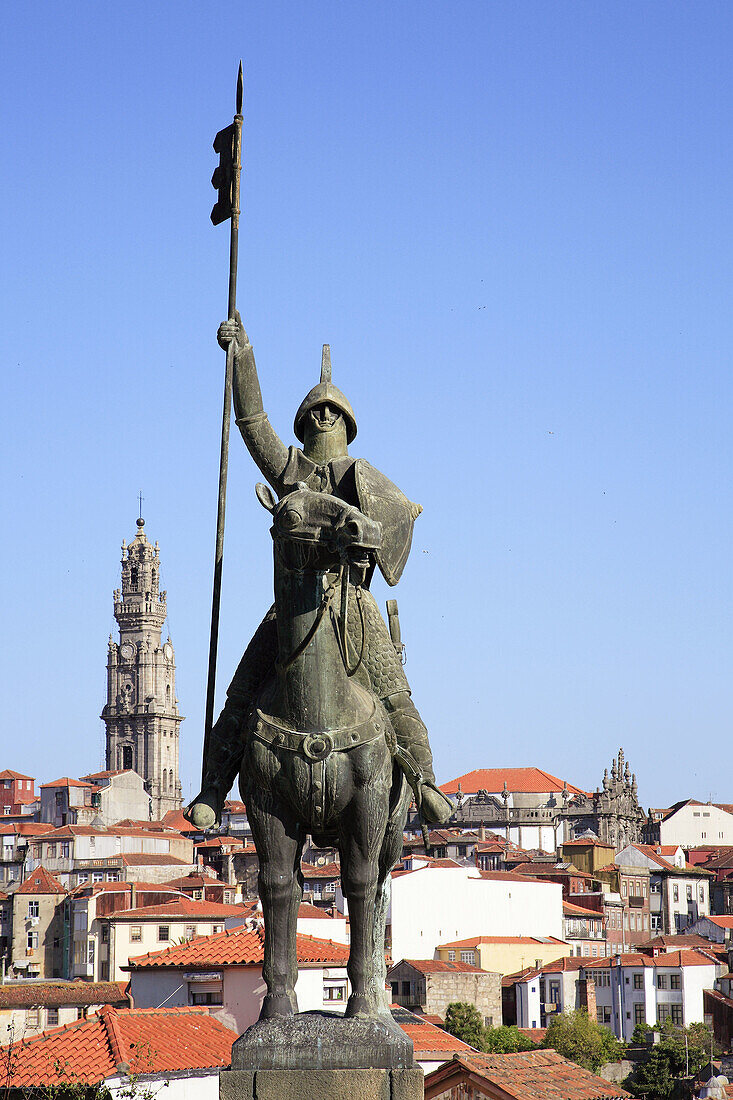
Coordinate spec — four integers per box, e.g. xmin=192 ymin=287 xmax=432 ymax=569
xmin=122 ymin=746 xmax=133 ymax=770
xmin=130 ymin=566 xmax=139 ymax=589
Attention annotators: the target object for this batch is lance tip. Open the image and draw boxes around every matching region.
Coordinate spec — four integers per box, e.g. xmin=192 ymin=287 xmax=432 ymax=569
xmin=236 ymin=61 xmax=243 ymax=115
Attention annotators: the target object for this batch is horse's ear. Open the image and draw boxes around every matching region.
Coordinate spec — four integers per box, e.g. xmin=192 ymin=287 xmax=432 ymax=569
xmin=255 ymin=483 xmax=277 ymax=513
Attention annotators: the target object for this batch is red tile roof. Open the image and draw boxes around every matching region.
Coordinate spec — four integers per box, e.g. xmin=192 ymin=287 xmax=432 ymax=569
xmin=439 ymin=935 xmax=567 ymax=949
xmin=563 ymin=901 xmax=606 ymax=918
xmin=703 ymin=915 xmax=733 ymax=928
xmin=0 ymin=1006 xmax=237 ymax=1085
xmin=0 ymin=769 xmax=34 ymax=781
xmin=424 ymin=1050 xmax=630 ymax=1099
xmin=301 ymin=861 xmax=341 ymax=878
xmin=39 ymin=777 xmax=93 ymax=789
xmin=394 ymin=959 xmax=486 ymax=974
xmin=298 ymin=902 xmax=334 ymax=919
xmin=108 ymin=898 xmax=247 ymax=921
xmin=17 ymin=866 xmax=65 ymax=895
xmin=439 ymin=768 xmax=588 ymax=798
xmin=0 ymin=982 xmax=128 ymax=1009
xmin=79 ymin=770 xmax=127 ymax=780
xmin=162 ymin=872 xmax=226 ymax=889
xmin=127 ymin=926 xmax=350 ymax=969
xmin=390 ymin=1006 xmax=477 ymax=1056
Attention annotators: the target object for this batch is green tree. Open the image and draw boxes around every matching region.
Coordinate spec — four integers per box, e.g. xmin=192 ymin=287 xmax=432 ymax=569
xmin=623 ymin=1021 xmax=718 ymax=1099
xmin=481 ymin=1025 xmax=538 ymax=1053
xmin=444 ymin=1003 xmax=485 ymax=1049
xmin=625 ymin=1046 xmax=675 ymax=1100
xmin=544 ymin=1010 xmax=624 ymax=1073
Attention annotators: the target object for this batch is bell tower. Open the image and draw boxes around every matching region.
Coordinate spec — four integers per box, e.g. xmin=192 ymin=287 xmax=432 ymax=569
xmin=101 ymin=516 xmax=184 ymax=818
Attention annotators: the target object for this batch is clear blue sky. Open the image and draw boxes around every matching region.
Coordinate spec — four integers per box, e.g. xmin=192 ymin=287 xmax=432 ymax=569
xmin=3 ymin=3 xmax=733 ymax=810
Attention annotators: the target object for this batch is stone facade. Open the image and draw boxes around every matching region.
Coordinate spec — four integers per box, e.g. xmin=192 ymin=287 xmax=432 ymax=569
xmin=387 ymin=960 xmax=502 ymax=1027
xmin=446 ymin=751 xmax=645 ymax=852
xmin=101 ymin=517 xmax=183 ymax=819
xmin=562 ymin=749 xmax=646 ymax=848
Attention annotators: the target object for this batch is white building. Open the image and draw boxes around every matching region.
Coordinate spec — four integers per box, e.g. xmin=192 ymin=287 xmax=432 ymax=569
xmin=126 ymin=925 xmax=352 ymax=1034
xmin=440 ymin=768 xmax=588 ymax=851
xmin=40 ymin=772 xmax=151 ymax=828
xmin=387 ymin=865 xmax=563 ymax=963
xmin=25 ymin=822 xmax=196 ymax=888
xmin=72 ymin=895 xmax=250 ymax=982
xmin=648 ymin=801 xmax=733 ymax=849
xmin=508 ymin=949 xmax=722 ymax=1041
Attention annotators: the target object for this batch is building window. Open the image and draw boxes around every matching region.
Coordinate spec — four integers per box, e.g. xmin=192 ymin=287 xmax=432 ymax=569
xmin=657 ymin=974 xmax=668 ymax=989
xmin=634 ymin=1003 xmax=646 ymax=1025
xmin=61 ymin=843 xmax=70 ymax=858
xmin=671 ymin=1005 xmax=683 ymax=1026
xmin=27 ymin=931 xmax=39 ymax=950
xmin=699 ymin=888 xmax=705 ymax=904
xmin=185 ymin=925 xmax=196 ymax=940
xmin=670 ymin=974 xmax=681 ymax=990
xmin=47 ymin=1008 xmax=59 ymax=1027
xmin=447 ymin=950 xmax=455 ymax=961
xmin=686 ymin=885 xmax=692 ymax=902
xmin=92 ymin=871 xmax=104 ymax=883
xmin=323 ymin=984 xmax=346 ymax=1001
xmin=193 ymin=889 xmax=203 ymax=900
xmin=122 ymin=746 xmax=133 ymax=770
xmin=28 ymin=901 xmax=39 ymax=918
xmin=158 ymin=925 xmax=170 ymax=941
xmin=101 ymin=924 xmax=109 ymax=943
xmin=595 ymin=971 xmax=611 ymax=987
xmin=130 ymin=926 xmax=142 ymax=942
xmin=596 ymin=1006 xmax=611 ymax=1024
xmin=189 ymin=989 xmax=223 ymax=1006
xmin=633 ymin=973 xmax=644 ymax=989
xmin=658 ymin=1005 xmax=670 ymax=1024
xmin=673 ymin=886 xmax=679 ymax=903
xmin=460 ymin=951 xmax=475 ymax=965
xmin=212 ymin=925 xmax=223 ymax=934
xmin=26 ymin=1008 xmax=40 ymax=1028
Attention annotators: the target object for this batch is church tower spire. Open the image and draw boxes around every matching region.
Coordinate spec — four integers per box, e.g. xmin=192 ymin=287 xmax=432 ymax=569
xmin=101 ymin=515 xmax=184 ymax=818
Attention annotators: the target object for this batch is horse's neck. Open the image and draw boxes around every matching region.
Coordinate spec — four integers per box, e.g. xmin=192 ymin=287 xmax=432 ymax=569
xmin=273 ymin=556 xmax=353 ymax=732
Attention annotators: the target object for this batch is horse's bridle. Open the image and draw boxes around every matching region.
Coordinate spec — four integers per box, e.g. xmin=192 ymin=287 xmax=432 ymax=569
xmin=274 ymin=542 xmax=367 ymax=678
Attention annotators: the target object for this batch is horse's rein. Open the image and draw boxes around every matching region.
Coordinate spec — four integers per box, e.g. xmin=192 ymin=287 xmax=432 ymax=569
xmin=274 ymin=551 xmax=366 ymax=678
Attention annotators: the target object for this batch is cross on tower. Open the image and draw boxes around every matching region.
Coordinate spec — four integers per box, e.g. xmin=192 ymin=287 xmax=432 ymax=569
xmin=138 ymin=490 xmax=144 ymax=520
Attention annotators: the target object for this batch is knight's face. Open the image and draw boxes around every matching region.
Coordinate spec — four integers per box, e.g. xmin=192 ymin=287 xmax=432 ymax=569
xmin=309 ymin=403 xmax=342 ymax=433
xmin=302 ymin=401 xmax=349 ymax=461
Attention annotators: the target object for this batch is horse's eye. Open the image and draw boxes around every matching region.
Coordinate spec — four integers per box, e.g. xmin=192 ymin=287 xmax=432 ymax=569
xmin=280 ymin=508 xmax=302 ymax=530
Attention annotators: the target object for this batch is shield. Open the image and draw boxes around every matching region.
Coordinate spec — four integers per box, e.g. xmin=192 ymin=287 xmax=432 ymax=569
xmin=354 ymin=459 xmax=422 ymax=586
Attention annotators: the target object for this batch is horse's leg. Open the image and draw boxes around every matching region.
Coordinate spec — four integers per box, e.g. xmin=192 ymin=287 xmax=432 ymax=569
xmin=339 ymin=774 xmax=389 ymax=1018
xmin=373 ymin=769 xmax=411 ymax=1015
xmin=286 ymin=845 xmax=305 ymax=1013
xmin=248 ymin=795 xmax=304 ymax=1019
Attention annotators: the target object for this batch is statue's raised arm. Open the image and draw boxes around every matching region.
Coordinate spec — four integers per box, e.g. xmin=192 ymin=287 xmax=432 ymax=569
xmin=217 ymin=313 xmax=289 ymax=491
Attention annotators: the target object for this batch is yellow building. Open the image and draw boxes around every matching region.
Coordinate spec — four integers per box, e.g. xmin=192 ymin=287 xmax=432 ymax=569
xmin=560 ymin=839 xmax=615 ymax=876
xmin=436 ymin=935 xmax=571 ymax=976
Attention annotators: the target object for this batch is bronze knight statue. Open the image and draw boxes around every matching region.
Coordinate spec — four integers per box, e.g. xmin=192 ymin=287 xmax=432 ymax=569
xmin=187 ymin=314 xmax=452 ymax=831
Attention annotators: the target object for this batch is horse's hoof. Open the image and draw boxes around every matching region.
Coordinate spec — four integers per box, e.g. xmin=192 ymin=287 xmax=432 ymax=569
xmin=345 ymin=993 xmax=374 ymax=1018
xmin=259 ymin=994 xmax=294 ymax=1019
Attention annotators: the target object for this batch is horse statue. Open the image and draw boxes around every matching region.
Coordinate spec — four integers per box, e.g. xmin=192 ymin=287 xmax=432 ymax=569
xmin=241 ymin=480 xmax=411 ymax=1020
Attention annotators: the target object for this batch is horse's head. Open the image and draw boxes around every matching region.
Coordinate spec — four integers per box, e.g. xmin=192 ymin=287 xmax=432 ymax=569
xmin=256 ymin=482 xmax=382 ymax=560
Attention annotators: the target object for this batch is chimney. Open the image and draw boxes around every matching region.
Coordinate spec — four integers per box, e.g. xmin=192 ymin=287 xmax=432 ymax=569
xmin=130 ymin=882 xmax=136 ymax=909
xmin=578 ymin=976 xmax=597 ymax=1019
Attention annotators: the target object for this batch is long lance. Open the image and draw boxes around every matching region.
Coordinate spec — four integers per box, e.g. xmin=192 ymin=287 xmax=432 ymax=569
xmin=202 ymin=62 xmax=244 ymax=788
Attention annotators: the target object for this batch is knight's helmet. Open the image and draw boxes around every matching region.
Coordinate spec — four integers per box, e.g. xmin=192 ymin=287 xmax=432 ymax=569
xmin=293 ymin=345 xmax=358 ymax=444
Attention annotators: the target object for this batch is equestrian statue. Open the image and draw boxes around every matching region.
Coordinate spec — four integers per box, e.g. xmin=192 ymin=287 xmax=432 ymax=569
xmin=186 ymin=316 xmax=452 ymax=1017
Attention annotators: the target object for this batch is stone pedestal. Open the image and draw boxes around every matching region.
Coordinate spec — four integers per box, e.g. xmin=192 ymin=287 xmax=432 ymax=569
xmin=221 ymin=1012 xmax=423 ymax=1099
xmin=220 ymin=1067 xmax=424 ymax=1100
